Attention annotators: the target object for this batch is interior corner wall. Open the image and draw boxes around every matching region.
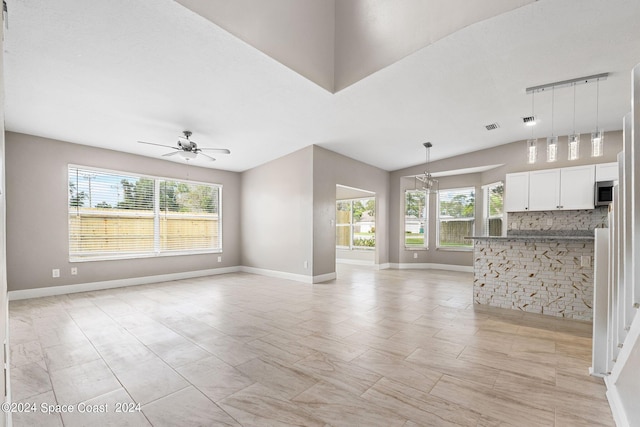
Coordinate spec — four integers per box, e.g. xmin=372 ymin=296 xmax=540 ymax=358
xmin=312 ymin=145 xmax=389 ymax=276
xmin=5 ymin=132 xmax=241 ymax=292
xmin=240 ymin=146 xmax=314 ymax=276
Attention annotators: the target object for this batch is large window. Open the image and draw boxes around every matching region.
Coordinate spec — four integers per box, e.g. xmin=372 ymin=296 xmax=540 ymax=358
xmin=335 ymin=197 xmax=375 ymax=250
xmin=437 ymin=187 xmax=475 ymax=248
xmin=484 ymin=182 xmax=504 ymax=236
xmin=404 ymin=190 xmax=428 ymax=248
xmin=68 ymin=166 xmax=221 ymax=261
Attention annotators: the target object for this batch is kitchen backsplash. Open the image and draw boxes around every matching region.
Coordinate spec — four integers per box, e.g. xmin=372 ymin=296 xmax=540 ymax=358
xmin=507 ymin=207 xmax=608 ymax=232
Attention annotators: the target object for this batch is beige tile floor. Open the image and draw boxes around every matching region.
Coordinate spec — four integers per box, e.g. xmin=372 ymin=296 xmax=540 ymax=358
xmin=8 ymin=265 xmax=614 ymax=426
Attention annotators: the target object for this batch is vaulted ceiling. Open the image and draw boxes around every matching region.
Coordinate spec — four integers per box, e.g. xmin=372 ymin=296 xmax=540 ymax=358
xmin=4 ymin=0 xmax=640 ymax=172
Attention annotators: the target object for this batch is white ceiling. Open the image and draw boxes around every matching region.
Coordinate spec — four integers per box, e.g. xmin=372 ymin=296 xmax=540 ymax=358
xmin=4 ymin=0 xmax=640 ymax=172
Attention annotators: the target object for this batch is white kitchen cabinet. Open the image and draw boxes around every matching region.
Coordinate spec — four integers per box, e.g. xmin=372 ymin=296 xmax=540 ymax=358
xmin=560 ymin=165 xmax=595 ymax=209
xmin=595 ymin=162 xmax=618 ymax=182
xmin=529 ymin=168 xmax=561 ymax=211
xmin=507 ymin=165 xmax=595 ymax=212
xmin=505 ymin=172 xmax=530 ymax=211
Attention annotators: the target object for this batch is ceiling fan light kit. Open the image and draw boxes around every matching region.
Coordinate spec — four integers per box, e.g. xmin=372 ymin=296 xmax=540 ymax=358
xmin=137 ymin=130 xmax=230 ymax=162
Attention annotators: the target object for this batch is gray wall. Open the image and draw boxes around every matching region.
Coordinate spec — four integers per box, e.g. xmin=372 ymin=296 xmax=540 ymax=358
xmin=240 ymin=145 xmax=389 ymax=279
xmin=240 ymin=146 xmax=314 ymax=276
xmin=0 ymin=16 xmax=7 ymax=411
xmin=5 ymin=132 xmax=241 ymax=292
xmin=390 ymin=131 xmax=623 ymax=265
xmin=312 ymin=145 xmax=389 ymax=275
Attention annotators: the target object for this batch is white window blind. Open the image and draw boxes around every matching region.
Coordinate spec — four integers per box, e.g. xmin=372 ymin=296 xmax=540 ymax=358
xmin=69 ymin=166 xmax=221 ymax=261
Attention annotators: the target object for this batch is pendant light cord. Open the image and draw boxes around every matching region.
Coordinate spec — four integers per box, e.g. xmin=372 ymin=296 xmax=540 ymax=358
xmin=551 ymin=87 xmax=555 ymax=136
xmin=596 ymin=79 xmax=600 ymax=132
xmin=531 ymin=92 xmax=535 ymax=138
xmin=572 ymin=83 xmax=576 ymax=134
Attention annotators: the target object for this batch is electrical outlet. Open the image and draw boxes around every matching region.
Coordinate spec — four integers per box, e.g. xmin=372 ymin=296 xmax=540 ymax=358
xmin=52 ymin=269 xmax=60 ymax=278
xmin=581 ymin=256 xmax=591 ymax=267
xmin=546 ymin=218 xmax=553 ymax=226
xmin=304 ymin=261 xmax=308 ymax=269
xmin=71 ymin=267 xmax=78 ymax=275
xmin=413 ymin=253 xmax=418 ymax=259
xmin=217 ymin=256 xmax=222 ymax=263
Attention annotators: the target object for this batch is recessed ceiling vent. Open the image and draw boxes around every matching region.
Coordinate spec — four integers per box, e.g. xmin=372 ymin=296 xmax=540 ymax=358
xmin=522 ymin=116 xmax=536 ymax=126
xmin=485 ymin=123 xmax=500 ymax=131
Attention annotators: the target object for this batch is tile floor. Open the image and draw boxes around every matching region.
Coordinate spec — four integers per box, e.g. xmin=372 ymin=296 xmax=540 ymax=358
xmin=8 ymin=265 xmax=614 ymax=426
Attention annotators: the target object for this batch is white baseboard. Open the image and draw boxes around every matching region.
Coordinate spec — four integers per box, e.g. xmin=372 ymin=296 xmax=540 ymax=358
xmin=375 ymin=263 xmax=391 ymax=270
xmin=336 ymin=259 xmax=375 ymax=266
xmin=605 ymin=377 xmax=629 ymax=427
xmin=313 ymin=272 xmax=337 ymax=283
xmin=240 ymin=266 xmax=335 ymax=284
xmin=7 ymin=267 xmax=241 ymax=301
xmin=240 ymin=266 xmax=312 ymax=283
xmin=388 ymin=262 xmax=473 ymax=273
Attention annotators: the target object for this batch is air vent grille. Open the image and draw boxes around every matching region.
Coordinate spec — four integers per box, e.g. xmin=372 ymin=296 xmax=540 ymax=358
xmin=485 ymin=123 xmax=500 ymax=131
xmin=522 ymin=116 xmax=536 ymax=125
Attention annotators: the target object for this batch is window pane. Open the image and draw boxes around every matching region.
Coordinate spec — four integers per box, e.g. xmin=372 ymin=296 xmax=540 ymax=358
xmin=160 ymin=181 xmax=220 ymax=252
xmin=438 ymin=187 xmax=474 ymax=247
xmin=336 ymin=201 xmax=351 ymax=225
xmin=352 ymin=198 xmax=375 ymax=249
xmin=335 ymin=197 xmax=375 ymax=250
xmin=488 ymin=183 xmax=504 ymax=217
xmin=69 ymin=169 xmax=155 ymax=258
xmin=405 ymin=190 xmax=427 ymax=247
xmin=486 ymin=182 xmax=504 ymax=237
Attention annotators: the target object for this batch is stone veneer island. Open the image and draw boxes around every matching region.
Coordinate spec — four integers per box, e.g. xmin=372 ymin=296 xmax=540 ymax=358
xmin=469 ymin=233 xmax=595 ymax=321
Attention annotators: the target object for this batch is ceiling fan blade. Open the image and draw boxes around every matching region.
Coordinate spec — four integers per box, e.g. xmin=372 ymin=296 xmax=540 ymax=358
xmin=198 ymin=152 xmax=217 ymax=161
xmin=162 ymin=151 xmax=182 ymax=157
xmin=138 ymin=140 xmax=178 ymax=150
xmin=199 ymin=148 xmax=231 ymax=154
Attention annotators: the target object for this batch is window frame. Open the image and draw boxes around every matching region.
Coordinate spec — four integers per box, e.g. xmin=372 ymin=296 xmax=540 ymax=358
xmin=483 ymin=181 xmax=504 ymax=237
xmin=68 ymin=164 xmax=222 ymax=262
xmin=404 ymin=189 xmax=429 ymax=250
xmin=335 ymin=197 xmax=376 ymax=251
xmin=436 ymin=186 xmax=475 ymax=250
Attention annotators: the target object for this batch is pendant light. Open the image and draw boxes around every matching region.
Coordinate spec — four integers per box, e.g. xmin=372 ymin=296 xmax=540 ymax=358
xmin=546 ymin=87 xmax=558 ymax=162
xmin=568 ymin=83 xmax=580 ymax=160
xmin=526 ymin=91 xmax=537 ymax=164
xmin=591 ymin=78 xmax=604 ymax=157
xmin=415 ymin=142 xmax=439 ymax=194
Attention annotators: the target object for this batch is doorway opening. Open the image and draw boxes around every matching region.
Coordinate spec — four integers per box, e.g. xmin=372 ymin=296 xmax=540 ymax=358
xmin=335 ymin=184 xmax=376 ymax=268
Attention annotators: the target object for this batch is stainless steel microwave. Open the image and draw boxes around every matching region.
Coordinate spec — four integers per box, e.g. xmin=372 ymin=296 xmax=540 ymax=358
xmin=595 ymin=181 xmax=614 ymax=206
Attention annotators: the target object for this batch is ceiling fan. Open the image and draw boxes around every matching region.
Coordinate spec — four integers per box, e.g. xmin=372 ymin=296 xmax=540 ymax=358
xmin=138 ymin=130 xmax=231 ymax=161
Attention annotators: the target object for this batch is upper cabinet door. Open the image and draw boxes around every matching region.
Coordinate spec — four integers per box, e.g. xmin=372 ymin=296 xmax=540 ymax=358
xmin=505 ymin=172 xmax=529 ymax=212
xmin=595 ymin=162 xmax=618 ymax=182
xmin=560 ymin=165 xmax=595 ymax=210
xmin=529 ymin=169 xmax=561 ymax=211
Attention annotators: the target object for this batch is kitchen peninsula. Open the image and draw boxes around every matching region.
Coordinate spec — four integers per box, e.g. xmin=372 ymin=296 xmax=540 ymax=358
xmin=469 ymin=232 xmax=595 ymax=321
xmin=469 ymin=206 xmax=608 ymax=321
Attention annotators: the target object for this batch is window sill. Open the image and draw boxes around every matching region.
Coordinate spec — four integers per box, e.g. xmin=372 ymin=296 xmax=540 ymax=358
xmin=70 ymin=249 xmax=222 ymax=263
xmin=404 ymin=247 xmax=428 ymax=251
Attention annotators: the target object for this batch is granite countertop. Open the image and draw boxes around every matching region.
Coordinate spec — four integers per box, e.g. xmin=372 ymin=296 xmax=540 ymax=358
xmin=466 ymin=229 xmax=598 ymax=241
xmin=466 ymin=235 xmax=594 ymax=241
